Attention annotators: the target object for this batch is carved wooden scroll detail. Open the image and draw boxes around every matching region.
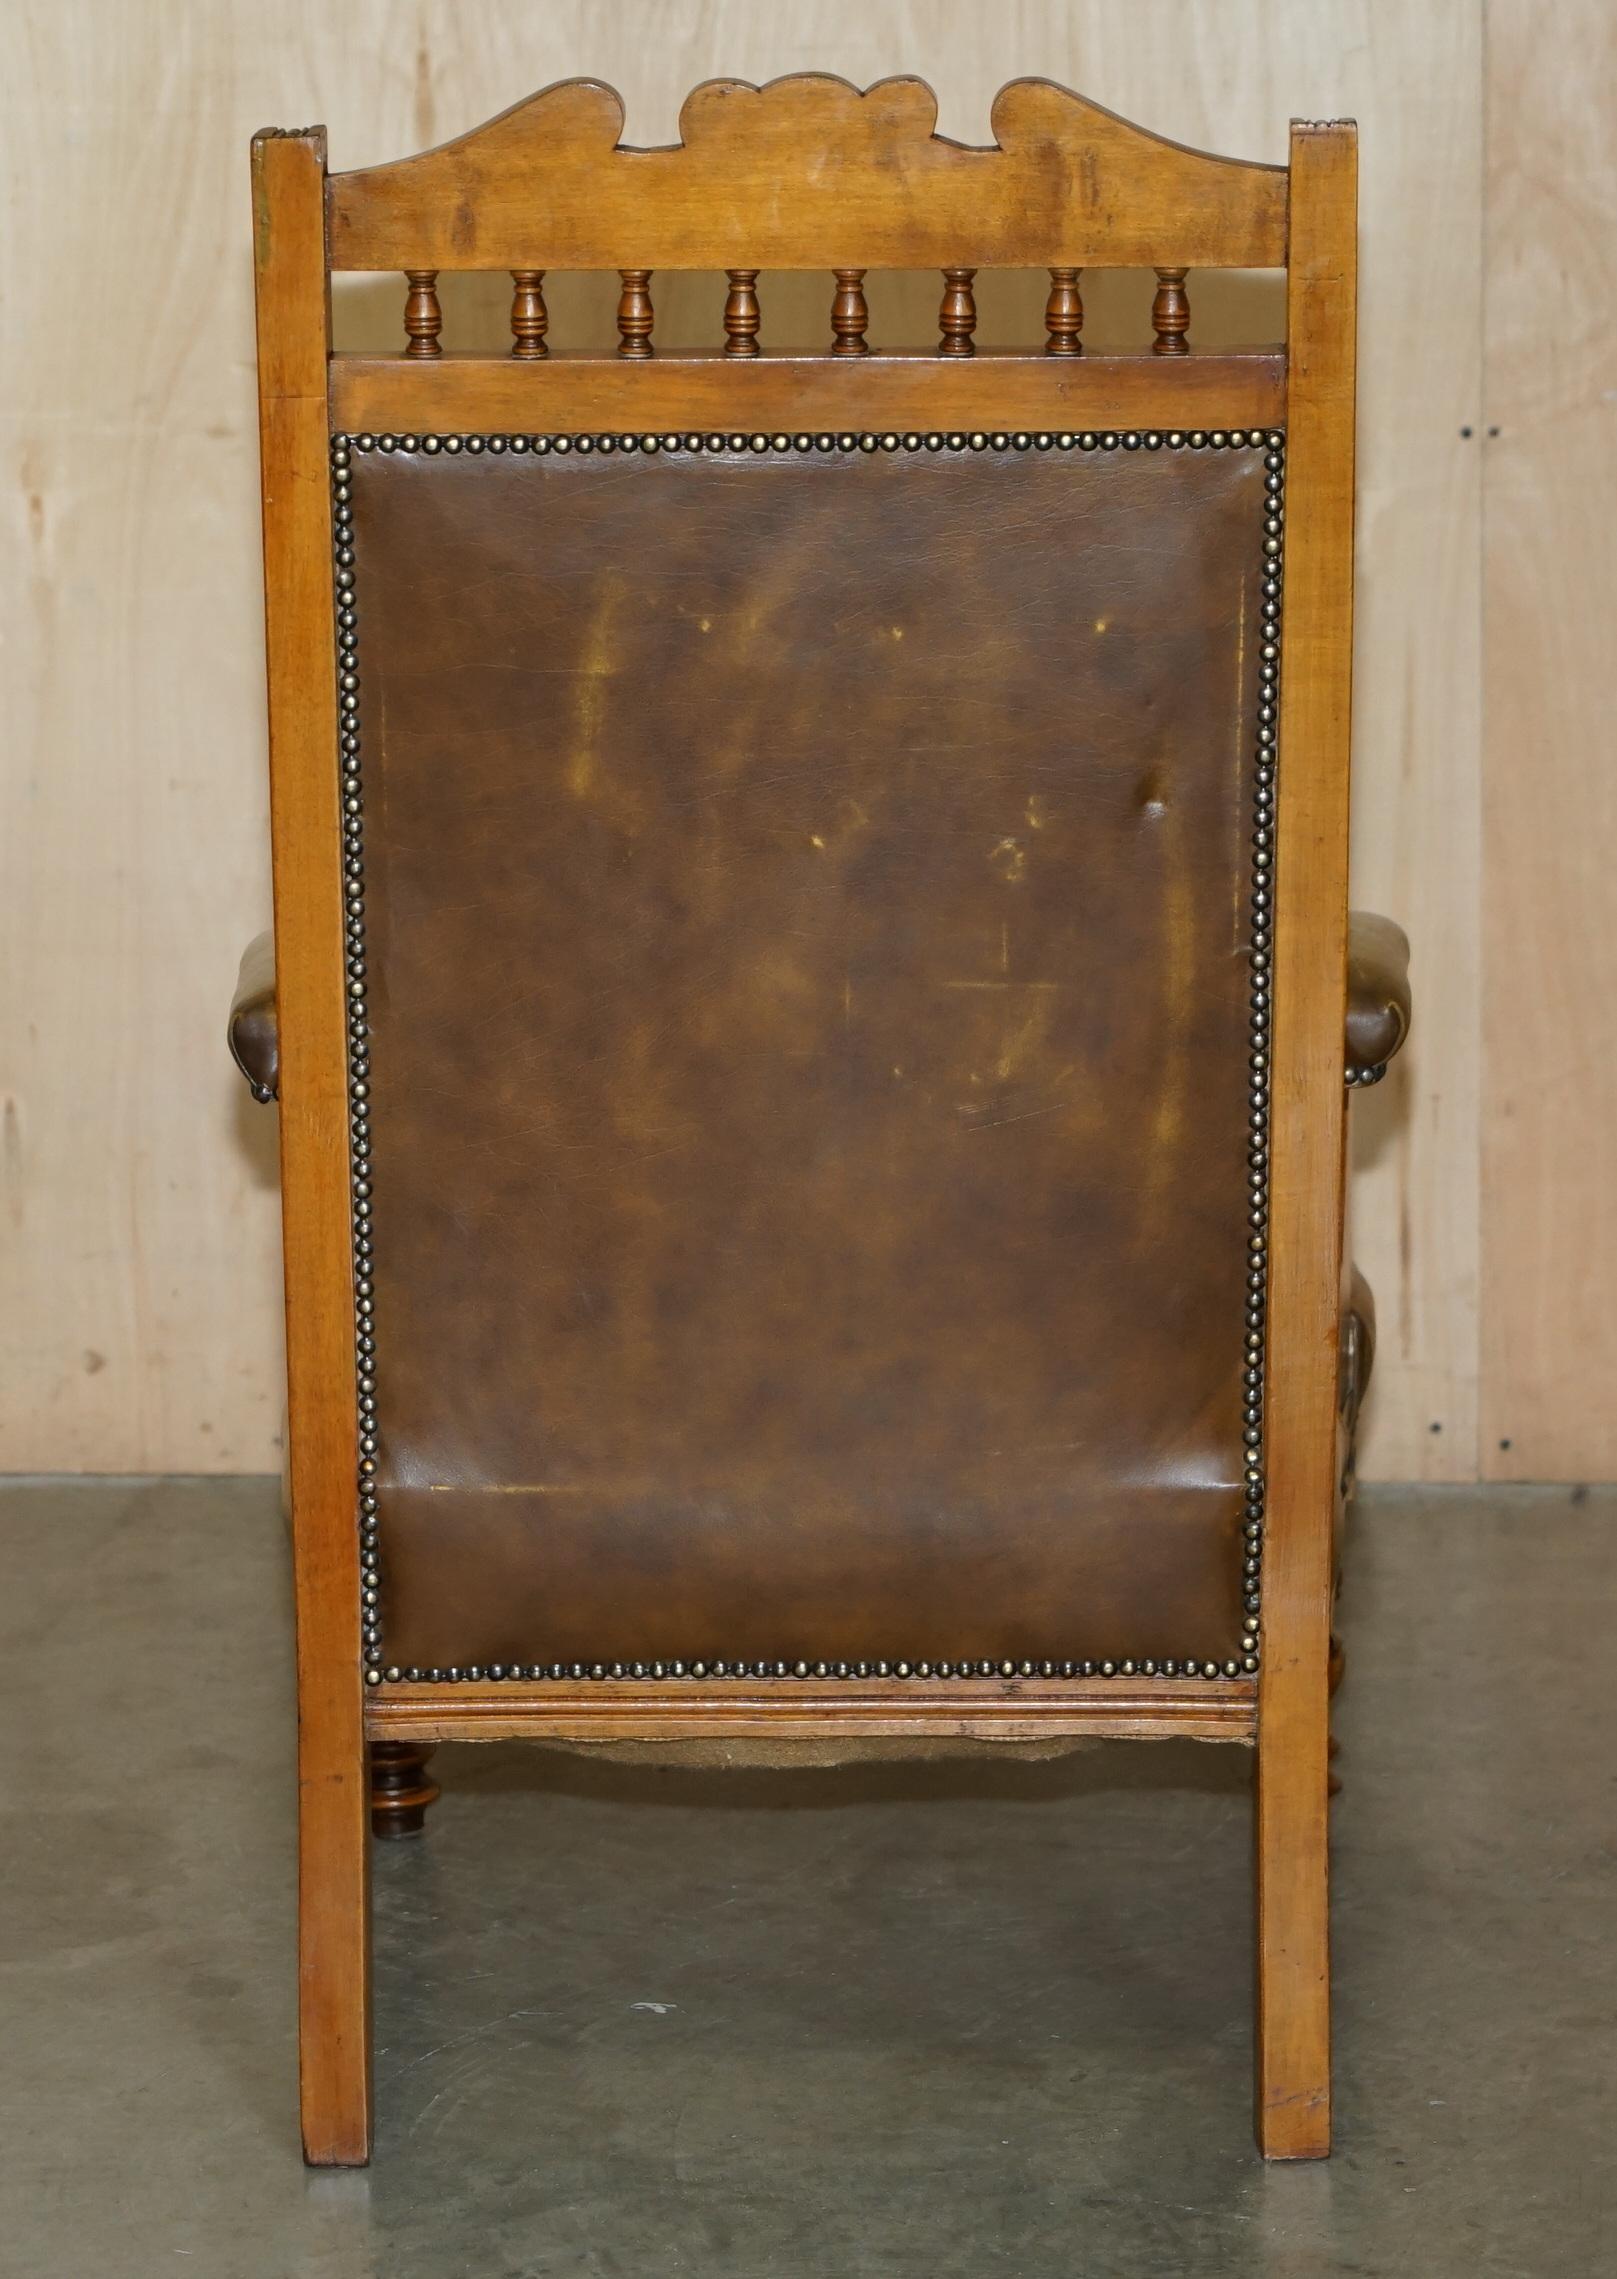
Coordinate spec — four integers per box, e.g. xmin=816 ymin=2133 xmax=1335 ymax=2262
xmin=328 ymin=74 xmax=1287 ymax=273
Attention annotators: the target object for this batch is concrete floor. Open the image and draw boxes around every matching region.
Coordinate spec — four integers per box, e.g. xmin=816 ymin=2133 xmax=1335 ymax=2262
xmin=1 ymin=1481 xmax=1612 ymax=2277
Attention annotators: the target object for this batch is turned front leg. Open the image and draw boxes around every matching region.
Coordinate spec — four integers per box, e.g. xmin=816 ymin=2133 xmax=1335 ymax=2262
xmin=369 ymin=1741 xmax=440 ymax=1838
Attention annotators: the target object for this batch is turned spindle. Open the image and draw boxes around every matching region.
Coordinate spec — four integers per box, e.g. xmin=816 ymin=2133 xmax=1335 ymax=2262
xmin=402 ymin=269 xmax=442 ymax=358
xmin=1045 ymin=267 xmax=1084 ymax=356
xmin=938 ymin=268 xmax=977 ymax=356
xmin=1152 ymin=266 xmax=1191 ymax=354
xmin=831 ymin=268 xmax=870 ymax=356
xmin=724 ymin=269 xmax=761 ymax=355
xmin=618 ymin=269 xmax=655 ymax=358
xmin=370 ymin=1741 xmax=441 ymax=1838
xmin=510 ymin=270 xmax=549 ymax=358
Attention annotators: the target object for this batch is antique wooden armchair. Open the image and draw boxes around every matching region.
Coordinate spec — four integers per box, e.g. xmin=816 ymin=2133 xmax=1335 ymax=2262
xmin=238 ymin=76 xmax=1410 ymax=2165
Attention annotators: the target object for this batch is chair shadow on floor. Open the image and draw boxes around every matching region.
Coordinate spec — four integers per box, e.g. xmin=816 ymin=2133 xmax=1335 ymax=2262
xmin=359 ymin=1733 xmax=1262 ymax=2240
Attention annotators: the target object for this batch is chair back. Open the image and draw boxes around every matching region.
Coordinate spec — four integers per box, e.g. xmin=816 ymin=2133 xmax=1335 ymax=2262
xmin=252 ymin=76 xmax=1356 ymax=1738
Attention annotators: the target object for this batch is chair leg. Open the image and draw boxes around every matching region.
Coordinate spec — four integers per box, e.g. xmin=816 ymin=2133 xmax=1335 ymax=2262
xmin=297 ymin=1722 xmax=373 ymax=2164
xmin=1255 ymin=1688 xmax=1332 ymax=2158
xmin=370 ymin=1740 xmax=440 ymax=1837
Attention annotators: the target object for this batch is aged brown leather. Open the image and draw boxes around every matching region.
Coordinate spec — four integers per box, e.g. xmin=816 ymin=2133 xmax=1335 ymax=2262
xmin=1346 ymin=912 xmax=1410 ymax=1072
xmin=349 ymin=441 xmax=1272 ymax=1673
xmin=1332 ymin=1260 xmax=1376 ymax=1624
xmin=1341 ymin=1263 xmax=1376 ymax=1430
xmin=229 ymin=931 xmax=278 ymax=1102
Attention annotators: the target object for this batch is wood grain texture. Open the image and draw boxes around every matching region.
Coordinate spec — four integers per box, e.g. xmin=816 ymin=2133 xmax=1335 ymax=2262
xmin=0 ymin=0 xmax=288 ymax=1473
xmin=327 ymin=73 xmax=1286 ymax=272
xmin=1480 ymin=0 xmax=1617 ymax=1479
xmin=329 ymin=347 xmax=1284 ymax=434
xmin=1043 ymin=268 xmax=1082 ymax=354
xmin=723 ymin=268 xmax=761 ymax=354
xmin=368 ymin=1739 xmax=440 ymax=1837
xmin=1345 ymin=0 xmax=1484 ymax=1484
xmin=0 ymin=4 xmax=1500 ymax=1482
xmin=508 ymin=269 xmax=548 ymax=358
xmin=252 ymin=127 xmax=371 ymax=2167
xmin=401 ymin=268 xmax=442 ymax=356
xmin=1254 ymin=121 xmax=1357 ymax=2162
xmin=369 ymin=1678 xmax=1256 ymax=1747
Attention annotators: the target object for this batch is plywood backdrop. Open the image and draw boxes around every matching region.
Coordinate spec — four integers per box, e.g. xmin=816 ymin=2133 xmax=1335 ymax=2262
xmin=0 ymin=0 xmax=1602 ymax=1482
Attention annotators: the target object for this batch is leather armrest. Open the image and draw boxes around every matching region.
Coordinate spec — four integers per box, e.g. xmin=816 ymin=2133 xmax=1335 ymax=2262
xmin=1340 ymin=1262 xmax=1376 ymax=1425
xmin=1345 ymin=912 xmax=1410 ymax=1086
xmin=229 ymin=931 xmax=278 ymax=1103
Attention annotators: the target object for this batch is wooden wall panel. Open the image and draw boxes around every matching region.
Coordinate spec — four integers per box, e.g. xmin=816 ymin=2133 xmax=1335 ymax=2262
xmin=1341 ymin=9 xmax=1483 ymax=1480
xmin=1481 ymin=1 xmax=1617 ymax=1478
xmin=0 ymin=3 xmax=1492 ymax=1477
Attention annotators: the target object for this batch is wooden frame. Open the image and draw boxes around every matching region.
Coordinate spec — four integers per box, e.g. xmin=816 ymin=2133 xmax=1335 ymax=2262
xmin=251 ymin=76 xmax=1356 ymax=2169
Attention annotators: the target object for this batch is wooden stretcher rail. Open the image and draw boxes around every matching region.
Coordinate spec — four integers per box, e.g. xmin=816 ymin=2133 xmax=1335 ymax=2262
xmin=368 ymin=1677 xmax=1259 ymax=1746
xmin=330 ymin=347 xmax=1286 ymax=436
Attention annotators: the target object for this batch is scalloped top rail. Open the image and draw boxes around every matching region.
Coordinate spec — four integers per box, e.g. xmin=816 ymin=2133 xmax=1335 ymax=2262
xmin=327 ymin=75 xmax=1289 ymax=273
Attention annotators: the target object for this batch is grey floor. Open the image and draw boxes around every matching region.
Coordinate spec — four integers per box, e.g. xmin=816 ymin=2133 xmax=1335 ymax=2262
xmin=2 ymin=1483 xmax=1613 ymax=2278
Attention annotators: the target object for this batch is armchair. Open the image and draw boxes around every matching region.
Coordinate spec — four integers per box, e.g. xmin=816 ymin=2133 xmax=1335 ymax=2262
xmin=239 ymin=75 xmax=1407 ymax=2164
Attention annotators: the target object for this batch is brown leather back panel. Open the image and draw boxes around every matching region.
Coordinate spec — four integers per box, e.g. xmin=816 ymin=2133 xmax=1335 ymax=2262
xmin=349 ymin=440 xmax=1265 ymax=1672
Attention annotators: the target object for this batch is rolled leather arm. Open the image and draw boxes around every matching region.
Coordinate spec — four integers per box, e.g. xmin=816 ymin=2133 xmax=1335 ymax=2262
xmin=229 ymin=931 xmax=278 ymax=1103
xmin=1345 ymin=912 xmax=1411 ymax=1086
xmin=1340 ymin=1261 xmax=1376 ymax=1427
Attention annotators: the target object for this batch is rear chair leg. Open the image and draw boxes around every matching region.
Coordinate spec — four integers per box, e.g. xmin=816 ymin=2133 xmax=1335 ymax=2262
xmin=1255 ymin=1683 xmax=1332 ymax=2158
xmin=298 ymin=1722 xmax=373 ymax=2164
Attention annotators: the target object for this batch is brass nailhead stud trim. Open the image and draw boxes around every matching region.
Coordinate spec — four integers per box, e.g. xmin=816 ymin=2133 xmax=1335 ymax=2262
xmin=332 ymin=430 xmax=1283 ymax=1685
